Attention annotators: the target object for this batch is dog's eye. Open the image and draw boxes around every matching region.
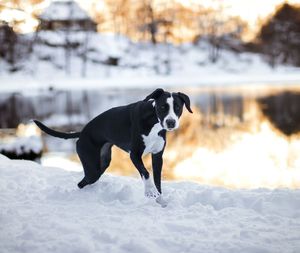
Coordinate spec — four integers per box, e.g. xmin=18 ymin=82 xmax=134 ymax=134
xmin=174 ymin=105 xmax=180 ymax=111
xmin=160 ymin=105 xmax=166 ymax=110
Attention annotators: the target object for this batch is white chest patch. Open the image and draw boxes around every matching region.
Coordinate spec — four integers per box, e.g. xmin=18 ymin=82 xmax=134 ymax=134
xmin=142 ymin=123 xmax=165 ymax=155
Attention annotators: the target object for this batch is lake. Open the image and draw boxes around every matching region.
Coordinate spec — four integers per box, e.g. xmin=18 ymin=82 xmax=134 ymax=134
xmin=1 ymin=84 xmax=300 ymax=189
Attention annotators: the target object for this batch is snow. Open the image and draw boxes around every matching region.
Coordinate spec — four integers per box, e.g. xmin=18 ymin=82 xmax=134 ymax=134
xmin=1 ymin=33 xmax=300 ymax=92
xmin=0 ymin=136 xmax=42 ymax=155
xmin=39 ymin=0 xmax=90 ymax=21
xmin=1 ymin=155 xmax=300 ymax=253
xmin=43 ymin=113 xmax=88 ymax=127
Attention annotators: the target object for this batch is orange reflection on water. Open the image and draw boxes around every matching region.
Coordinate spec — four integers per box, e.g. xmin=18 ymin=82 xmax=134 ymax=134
xmin=174 ymin=120 xmax=300 ymax=189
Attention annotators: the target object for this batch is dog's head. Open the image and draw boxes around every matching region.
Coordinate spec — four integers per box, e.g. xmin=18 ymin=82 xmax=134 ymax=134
xmin=144 ymin=88 xmax=193 ymax=131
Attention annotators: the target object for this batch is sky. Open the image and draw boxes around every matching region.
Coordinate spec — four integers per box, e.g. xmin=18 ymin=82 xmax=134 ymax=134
xmin=80 ymin=0 xmax=300 ymax=40
xmin=220 ymin=0 xmax=300 ymax=26
xmin=1 ymin=0 xmax=300 ymax=34
xmin=176 ymin=0 xmax=300 ymax=30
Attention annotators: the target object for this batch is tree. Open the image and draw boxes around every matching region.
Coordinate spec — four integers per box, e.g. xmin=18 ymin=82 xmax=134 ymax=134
xmin=0 ymin=0 xmax=45 ymax=70
xmin=258 ymin=3 xmax=300 ymax=67
xmin=0 ymin=0 xmax=44 ymax=32
xmin=194 ymin=1 xmax=247 ymax=63
xmin=0 ymin=21 xmax=17 ymax=65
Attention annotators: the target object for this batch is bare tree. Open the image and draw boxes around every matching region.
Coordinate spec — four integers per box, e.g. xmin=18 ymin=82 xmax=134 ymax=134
xmin=195 ymin=1 xmax=246 ymax=63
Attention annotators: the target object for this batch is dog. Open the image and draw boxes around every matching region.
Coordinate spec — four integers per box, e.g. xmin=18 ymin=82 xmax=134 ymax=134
xmin=34 ymin=88 xmax=193 ymax=207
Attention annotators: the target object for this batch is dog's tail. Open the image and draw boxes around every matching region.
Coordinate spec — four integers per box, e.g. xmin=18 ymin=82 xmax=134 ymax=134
xmin=33 ymin=120 xmax=80 ymax=139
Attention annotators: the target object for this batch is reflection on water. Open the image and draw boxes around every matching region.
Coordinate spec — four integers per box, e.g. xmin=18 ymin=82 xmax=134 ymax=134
xmin=259 ymin=92 xmax=300 ymax=136
xmin=173 ymin=119 xmax=300 ymax=189
xmin=1 ymin=85 xmax=300 ymax=189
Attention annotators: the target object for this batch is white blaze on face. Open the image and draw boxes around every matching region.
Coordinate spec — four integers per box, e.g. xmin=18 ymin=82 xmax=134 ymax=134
xmin=164 ymin=95 xmax=179 ymax=130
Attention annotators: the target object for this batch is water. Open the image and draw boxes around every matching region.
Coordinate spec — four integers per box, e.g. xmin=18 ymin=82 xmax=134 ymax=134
xmin=1 ymin=85 xmax=300 ymax=189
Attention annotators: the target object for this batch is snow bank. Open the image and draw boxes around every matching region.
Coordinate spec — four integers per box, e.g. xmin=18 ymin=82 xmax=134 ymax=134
xmin=1 ymin=33 xmax=300 ymax=92
xmin=0 ymin=156 xmax=300 ymax=253
xmin=0 ymin=136 xmax=42 ymax=156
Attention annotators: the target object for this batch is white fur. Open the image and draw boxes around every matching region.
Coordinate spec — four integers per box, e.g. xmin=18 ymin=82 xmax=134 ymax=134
xmin=142 ymin=176 xmax=160 ymax=198
xmin=163 ymin=94 xmax=179 ymax=130
xmin=142 ymin=123 xmax=165 ymax=155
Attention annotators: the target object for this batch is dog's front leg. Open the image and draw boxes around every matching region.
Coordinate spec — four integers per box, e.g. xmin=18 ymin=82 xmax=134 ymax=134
xmin=152 ymin=152 xmax=163 ymax=194
xmin=130 ymin=152 xmax=160 ymax=199
xmin=152 ymin=152 xmax=168 ymax=207
xmin=130 ymin=152 xmax=149 ymax=179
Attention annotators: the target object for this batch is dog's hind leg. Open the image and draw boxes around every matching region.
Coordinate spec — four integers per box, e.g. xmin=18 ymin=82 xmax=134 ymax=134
xmin=76 ymin=139 xmax=103 ymax=189
xmin=100 ymin=143 xmax=113 ymax=172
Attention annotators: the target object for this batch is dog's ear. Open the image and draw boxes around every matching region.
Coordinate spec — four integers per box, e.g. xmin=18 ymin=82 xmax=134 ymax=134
xmin=144 ymin=88 xmax=165 ymax=101
xmin=178 ymin=92 xmax=193 ymax=113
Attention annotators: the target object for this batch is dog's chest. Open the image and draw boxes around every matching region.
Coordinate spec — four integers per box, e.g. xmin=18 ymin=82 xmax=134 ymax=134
xmin=142 ymin=123 xmax=165 ymax=155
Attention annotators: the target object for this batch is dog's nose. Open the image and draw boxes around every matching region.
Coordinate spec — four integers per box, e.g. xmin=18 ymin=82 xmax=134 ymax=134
xmin=166 ymin=119 xmax=176 ymax=129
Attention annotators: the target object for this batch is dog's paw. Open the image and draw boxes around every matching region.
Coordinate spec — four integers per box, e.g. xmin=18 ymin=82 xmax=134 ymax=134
xmin=156 ymin=195 xmax=168 ymax=208
xmin=144 ymin=187 xmax=160 ymax=199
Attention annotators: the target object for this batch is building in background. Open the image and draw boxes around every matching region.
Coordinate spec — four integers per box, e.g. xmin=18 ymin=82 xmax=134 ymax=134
xmin=38 ymin=0 xmax=96 ymax=32
xmin=35 ymin=0 xmax=97 ymax=76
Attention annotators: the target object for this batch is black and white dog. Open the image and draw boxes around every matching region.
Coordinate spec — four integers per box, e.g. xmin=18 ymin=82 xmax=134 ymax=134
xmin=34 ymin=88 xmax=193 ymax=207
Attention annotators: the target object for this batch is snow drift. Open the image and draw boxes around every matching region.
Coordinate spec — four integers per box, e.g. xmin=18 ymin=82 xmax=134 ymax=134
xmin=0 ymin=154 xmax=300 ymax=253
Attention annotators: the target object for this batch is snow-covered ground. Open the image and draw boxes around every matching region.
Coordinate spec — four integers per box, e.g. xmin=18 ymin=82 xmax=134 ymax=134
xmin=1 ymin=33 xmax=300 ymax=92
xmin=0 ymin=136 xmax=42 ymax=156
xmin=1 ymin=154 xmax=300 ymax=253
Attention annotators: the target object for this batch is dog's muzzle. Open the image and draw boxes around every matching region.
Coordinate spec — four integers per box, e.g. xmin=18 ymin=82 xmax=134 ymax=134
xmin=164 ymin=118 xmax=178 ymax=131
xmin=166 ymin=119 xmax=176 ymax=129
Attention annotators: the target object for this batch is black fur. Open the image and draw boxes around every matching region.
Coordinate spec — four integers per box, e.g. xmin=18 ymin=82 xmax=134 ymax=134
xmin=33 ymin=120 xmax=80 ymax=139
xmin=34 ymin=89 xmax=192 ymax=196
